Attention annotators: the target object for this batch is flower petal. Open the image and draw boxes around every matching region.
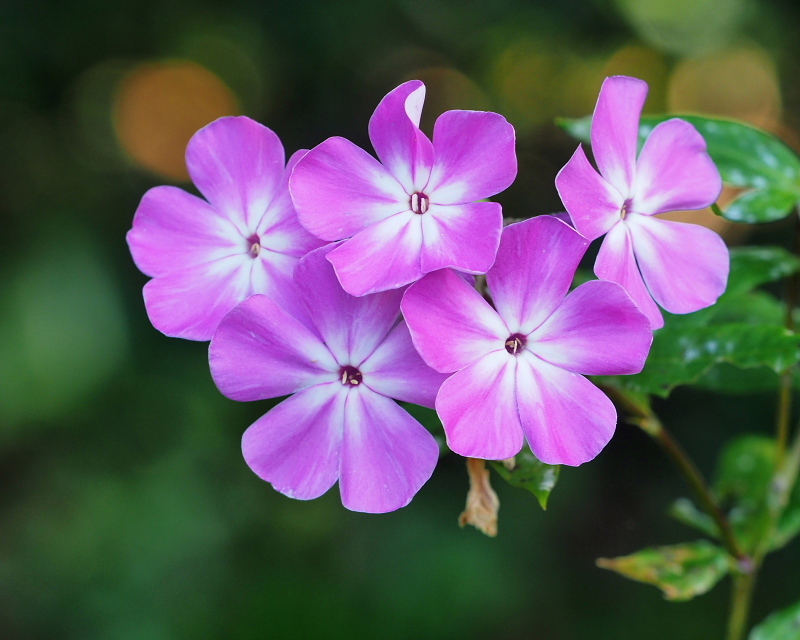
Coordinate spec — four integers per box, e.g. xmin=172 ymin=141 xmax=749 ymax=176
xmin=294 ymin=245 xmax=403 ymax=365
xmin=436 ymin=351 xmax=524 ymax=460
xmin=555 ymin=145 xmax=624 ymax=241
xmin=242 ymin=382 xmax=344 ymax=500
xmin=402 ymin=268 xmax=508 ymax=373
xmin=209 ymin=294 xmax=337 ymax=401
xmin=517 ymin=354 xmax=617 ymax=466
xmin=594 ymin=222 xmax=664 ymax=329
xmin=186 ymin=116 xmax=286 ymax=232
xmin=529 ymin=280 xmax=652 ymax=375
xmin=326 ymin=212 xmax=424 ymax=296
xmin=290 ymin=136 xmax=409 ymax=241
xmin=339 ymin=388 xmax=439 ymax=513
xmin=360 ymin=321 xmax=448 ymax=408
xmin=627 ymin=213 xmax=729 ymax=315
xmin=127 ymin=186 xmax=241 ymax=277
xmin=248 ymin=250 xmax=314 ymax=334
xmin=426 ymin=110 xmax=517 ymax=204
xmin=368 ymin=80 xmax=434 ymax=192
xmin=487 ymin=216 xmax=589 ymax=334
xmin=631 ymin=118 xmax=723 ymax=215
xmin=420 ymin=202 xmax=503 ymax=275
xmin=142 ymin=254 xmax=253 ymax=341
xmin=591 ymin=76 xmax=648 ymax=197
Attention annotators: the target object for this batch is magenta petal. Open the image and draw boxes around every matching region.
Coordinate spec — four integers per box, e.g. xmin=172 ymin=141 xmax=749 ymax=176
xmin=591 ymin=76 xmax=648 ymax=197
xmin=290 ymin=136 xmax=409 ymax=241
xmin=632 ymin=119 xmax=723 ymax=215
xmin=402 ymin=269 xmax=508 ymax=373
xmin=487 ymin=216 xmax=589 ymax=334
xmin=426 ymin=110 xmax=517 ymax=204
xmin=517 ymin=355 xmax=616 ymax=466
xmin=368 ymin=80 xmax=434 ymax=192
xmin=339 ymin=389 xmax=439 ymax=513
xmin=142 ymin=255 xmax=253 ymax=341
xmin=595 ymin=222 xmax=664 ymax=329
xmin=436 ymin=351 xmax=524 ymax=460
xmin=242 ymin=382 xmax=344 ymax=500
xmin=185 ymin=116 xmax=285 ymax=232
xmin=529 ymin=280 xmax=652 ymax=375
xmin=420 ymin=202 xmax=503 ymax=275
xmin=326 ymin=212 xmax=424 ymax=296
xmin=360 ymin=321 xmax=448 ymax=408
xmin=209 ymin=294 xmax=337 ymax=401
xmin=127 ymin=186 xmax=241 ymax=277
xmin=294 ymin=245 xmax=403 ymax=364
xmin=555 ymin=145 xmax=624 ymax=241
xmin=627 ymin=214 xmax=729 ymax=315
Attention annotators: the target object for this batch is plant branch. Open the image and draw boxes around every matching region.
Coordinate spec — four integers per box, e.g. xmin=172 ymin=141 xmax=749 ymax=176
xmin=607 ymin=387 xmax=746 ymax=561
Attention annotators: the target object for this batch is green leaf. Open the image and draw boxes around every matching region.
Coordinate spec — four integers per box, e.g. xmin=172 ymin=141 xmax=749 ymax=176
xmin=559 ymin=114 xmax=800 ymax=223
xmin=596 ymin=540 xmax=730 ymax=601
xmin=490 ymin=450 xmax=559 ymax=509
xmin=669 ymin=497 xmax=719 ymax=538
xmin=724 ymin=188 xmax=800 ymax=225
xmin=726 ymin=247 xmax=800 ymax=295
xmin=773 ymin=468 xmax=800 ymax=550
xmin=749 ymin=599 xmax=800 ymax=640
xmin=597 ymin=323 xmax=800 ymax=398
xmin=714 ymin=435 xmax=777 ymax=553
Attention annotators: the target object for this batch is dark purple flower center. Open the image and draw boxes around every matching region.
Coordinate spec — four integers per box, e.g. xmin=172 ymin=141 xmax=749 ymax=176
xmin=339 ymin=365 xmax=363 ymax=386
xmin=504 ymin=333 xmax=527 ymax=355
xmin=246 ymin=233 xmax=262 ymax=257
xmin=410 ymin=192 xmax=430 ymax=215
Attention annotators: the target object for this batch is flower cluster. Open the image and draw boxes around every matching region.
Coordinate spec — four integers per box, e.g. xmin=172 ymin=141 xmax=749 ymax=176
xmin=128 ymin=76 xmax=729 ymax=513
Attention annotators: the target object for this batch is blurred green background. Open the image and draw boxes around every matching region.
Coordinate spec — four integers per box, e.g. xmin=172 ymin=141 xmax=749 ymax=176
xmin=2 ymin=0 xmax=800 ymax=638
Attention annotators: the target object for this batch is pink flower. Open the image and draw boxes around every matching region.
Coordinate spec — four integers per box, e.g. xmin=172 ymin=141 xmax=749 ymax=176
xmin=209 ymin=244 xmax=447 ymax=513
xmin=289 ymin=80 xmax=517 ymax=296
xmin=402 ymin=216 xmax=652 ymax=466
xmin=127 ymin=116 xmax=324 ymax=340
xmin=555 ymin=75 xmax=729 ymax=329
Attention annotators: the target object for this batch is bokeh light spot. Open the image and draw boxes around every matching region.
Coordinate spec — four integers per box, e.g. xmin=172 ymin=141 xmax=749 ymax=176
xmin=668 ymin=45 xmax=781 ymax=130
xmin=114 ymin=60 xmax=239 ymax=181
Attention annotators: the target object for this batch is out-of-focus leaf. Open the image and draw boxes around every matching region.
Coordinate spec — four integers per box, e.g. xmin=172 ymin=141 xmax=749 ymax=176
xmin=559 ymin=114 xmax=800 ymax=223
xmin=773 ymin=468 xmax=800 ymax=551
xmin=490 ymin=450 xmax=559 ymax=509
xmin=749 ymin=599 xmax=800 ymax=640
xmin=726 ymin=247 xmax=800 ymax=295
xmin=669 ymin=497 xmax=719 ymax=538
xmin=691 ymin=363 xmax=781 ymax=395
xmin=714 ymin=435 xmax=776 ymax=553
xmin=596 ymin=541 xmax=730 ymax=601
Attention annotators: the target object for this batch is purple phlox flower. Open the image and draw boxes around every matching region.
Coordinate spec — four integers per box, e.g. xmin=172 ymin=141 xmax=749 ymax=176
xmin=127 ymin=116 xmax=324 ymax=341
xmin=209 ymin=244 xmax=447 ymax=513
xmin=402 ymin=215 xmax=653 ymax=466
xmin=555 ymin=75 xmax=729 ymax=329
xmin=289 ymin=80 xmax=517 ymax=296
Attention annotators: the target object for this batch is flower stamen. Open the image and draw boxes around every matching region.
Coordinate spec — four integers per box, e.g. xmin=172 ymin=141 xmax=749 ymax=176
xmin=339 ymin=365 xmax=363 ymax=386
xmin=410 ymin=192 xmax=430 ymax=215
xmin=504 ymin=333 xmax=527 ymax=355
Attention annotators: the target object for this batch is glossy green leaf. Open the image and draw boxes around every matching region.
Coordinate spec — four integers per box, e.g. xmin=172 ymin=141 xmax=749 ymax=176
xmin=749 ymin=599 xmax=800 ymax=640
xmin=598 ymin=322 xmax=800 ymax=398
xmin=773 ymin=467 xmax=800 ymax=550
xmin=490 ymin=450 xmax=559 ymax=509
xmin=724 ymin=188 xmax=800 ymax=225
xmin=596 ymin=540 xmax=730 ymax=601
xmin=559 ymin=114 xmax=800 ymax=223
